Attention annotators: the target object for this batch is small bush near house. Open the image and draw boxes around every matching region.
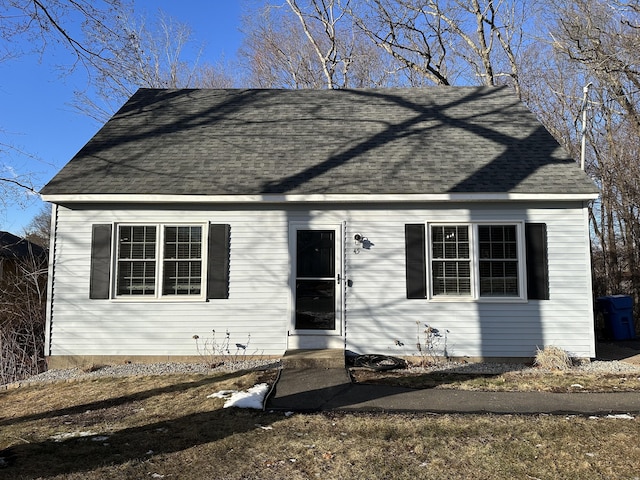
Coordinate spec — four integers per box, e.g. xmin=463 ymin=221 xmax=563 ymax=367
xmin=534 ymin=346 xmax=573 ymax=370
xmin=193 ymin=330 xmax=257 ymax=368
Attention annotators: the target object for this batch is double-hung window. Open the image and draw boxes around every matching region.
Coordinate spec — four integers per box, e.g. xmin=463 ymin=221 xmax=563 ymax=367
xmin=478 ymin=225 xmax=519 ymax=297
xmin=162 ymin=226 xmax=203 ymax=296
xmin=406 ymin=222 xmax=548 ymax=301
xmin=429 ymin=223 xmax=524 ymax=300
xmin=431 ymin=225 xmax=471 ymax=295
xmin=90 ymin=223 xmax=230 ymax=300
xmin=116 ymin=225 xmax=204 ymax=298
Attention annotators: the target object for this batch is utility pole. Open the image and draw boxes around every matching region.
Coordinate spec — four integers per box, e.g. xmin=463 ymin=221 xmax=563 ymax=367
xmin=580 ymin=83 xmax=592 ymax=171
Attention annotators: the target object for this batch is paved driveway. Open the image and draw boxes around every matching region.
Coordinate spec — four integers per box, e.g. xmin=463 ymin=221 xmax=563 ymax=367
xmin=597 ymin=339 xmax=640 ymax=364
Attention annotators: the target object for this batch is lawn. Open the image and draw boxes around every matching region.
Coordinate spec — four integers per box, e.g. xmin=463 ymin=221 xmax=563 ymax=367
xmin=1 ymin=369 xmax=640 ymax=479
xmin=350 ymin=367 xmax=640 ymax=392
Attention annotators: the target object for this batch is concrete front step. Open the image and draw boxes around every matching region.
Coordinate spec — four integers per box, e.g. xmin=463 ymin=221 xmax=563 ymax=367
xmin=282 ymin=349 xmax=345 ymax=369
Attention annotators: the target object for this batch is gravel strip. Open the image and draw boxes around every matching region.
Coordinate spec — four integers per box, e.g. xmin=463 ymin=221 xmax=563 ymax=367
xmin=4 ymin=359 xmax=281 ymax=388
xmin=5 ymin=357 xmax=640 ymax=389
xmin=404 ymin=359 xmax=640 ymax=375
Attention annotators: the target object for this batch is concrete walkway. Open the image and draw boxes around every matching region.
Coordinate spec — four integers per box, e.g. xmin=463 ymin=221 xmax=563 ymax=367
xmin=265 ymin=348 xmax=640 ymax=415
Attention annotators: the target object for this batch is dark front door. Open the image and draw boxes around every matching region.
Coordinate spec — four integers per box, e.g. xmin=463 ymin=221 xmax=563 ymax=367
xmin=294 ymin=229 xmax=340 ymax=332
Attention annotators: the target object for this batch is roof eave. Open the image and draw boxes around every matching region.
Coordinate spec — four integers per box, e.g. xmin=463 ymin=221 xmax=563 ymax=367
xmin=41 ymin=192 xmax=600 ymax=204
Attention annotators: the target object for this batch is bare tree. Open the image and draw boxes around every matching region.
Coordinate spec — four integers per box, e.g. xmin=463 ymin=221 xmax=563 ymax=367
xmin=0 ymin=2 xmax=124 ymax=378
xmin=24 ymin=205 xmax=52 ymax=248
xmin=0 ymin=0 xmax=129 ymax=70
xmin=532 ymin=0 xmax=640 ymax=319
xmin=240 ymin=5 xmax=324 ymax=88
xmin=349 ymin=0 xmax=451 ymax=85
xmin=0 ymin=0 xmax=132 ymax=208
xmin=240 ymin=1 xmax=400 ymax=88
xmin=74 ymin=11 xmax=236 ymax=122
xmin=349 ymin=0 xmax=529 ymax=91
xmin=0 ymin=139 xmax=41 ymax=206
xmin=0 ymin=237 xmax=48 ymax=384
xmin=286 ymin=0 xmax=353 ymax=88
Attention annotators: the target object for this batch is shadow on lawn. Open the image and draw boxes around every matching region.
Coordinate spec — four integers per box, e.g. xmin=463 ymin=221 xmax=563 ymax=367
xmin=2 ymin=408 xmax=280 ymax=478
xmin=1 ymin=370 xmax=280 ymax=478
xmin=0 ymin=371 xmax=248 ymax=428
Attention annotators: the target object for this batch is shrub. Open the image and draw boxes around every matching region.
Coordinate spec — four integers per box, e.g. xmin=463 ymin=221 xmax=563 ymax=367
xmin=0 ymin=252 xmax=48 ymax=384
xmin=534 ymin=345 xmax=573 ymax=370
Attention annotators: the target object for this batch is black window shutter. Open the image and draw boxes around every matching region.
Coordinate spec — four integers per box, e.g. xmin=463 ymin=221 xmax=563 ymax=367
xmin=207 ymin=224 xmax=231 ymax=299
xmin=525 ymin=223 xmax=549 ymax=300
xmin=405 ymin=224 xmax=427 ymax=299
xmin=90 ymin=224 xmax=112 ymax=299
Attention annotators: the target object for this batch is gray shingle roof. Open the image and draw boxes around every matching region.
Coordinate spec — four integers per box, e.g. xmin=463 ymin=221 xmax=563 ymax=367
xmin=41 ymin=87 xmax=598 ymax=197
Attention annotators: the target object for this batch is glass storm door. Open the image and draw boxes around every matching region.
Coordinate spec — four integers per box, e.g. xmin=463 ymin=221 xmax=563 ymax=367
xmin=294 ymin=228 xmax=341 ymax=333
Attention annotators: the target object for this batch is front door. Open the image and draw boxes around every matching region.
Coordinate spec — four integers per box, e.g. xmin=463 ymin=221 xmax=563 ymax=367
xmin=289 ymin=224 xmax=343 ymax=348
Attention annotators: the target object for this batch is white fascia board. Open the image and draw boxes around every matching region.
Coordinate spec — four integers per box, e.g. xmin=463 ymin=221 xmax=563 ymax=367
xmin=41 ymin=192 xmax=599 ymax=203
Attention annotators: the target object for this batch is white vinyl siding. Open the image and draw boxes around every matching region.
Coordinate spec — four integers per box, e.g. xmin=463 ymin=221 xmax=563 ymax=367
xmin=46 ymin=201 xmax=595 ymax=359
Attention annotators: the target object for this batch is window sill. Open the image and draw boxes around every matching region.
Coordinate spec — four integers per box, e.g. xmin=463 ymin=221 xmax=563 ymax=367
xmin=110 ymin=296 xmax=208 ymax=303
xmin=428 ymin=296 xmax=527 ymax=303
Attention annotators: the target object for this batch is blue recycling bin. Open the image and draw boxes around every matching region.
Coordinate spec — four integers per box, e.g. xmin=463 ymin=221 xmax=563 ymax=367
xmin=596 ymin=295 xmax=636 ymax=340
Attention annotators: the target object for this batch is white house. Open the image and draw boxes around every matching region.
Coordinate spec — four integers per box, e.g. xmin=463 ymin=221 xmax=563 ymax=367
xmin=40 ymin=87 xmax=599 ymax=367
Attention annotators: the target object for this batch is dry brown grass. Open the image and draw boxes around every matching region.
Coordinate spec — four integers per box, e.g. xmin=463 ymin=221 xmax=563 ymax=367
xmin=534 ymin=345 xmax=573 ymax=370
xmin=350 ymin=368 xmax=640 ymax=392
xmin=1 ymin=370 xmax=640 ymax=479
xmin=351 ymin=345 xmax=640 ymax=392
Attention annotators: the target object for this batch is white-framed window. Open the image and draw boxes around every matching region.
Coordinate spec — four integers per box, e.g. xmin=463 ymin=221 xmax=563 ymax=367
xmin=431 ymin=225 xmax=471 ymax=296
xmin=115 ymin=224 xmax=205 ymax=298
xmin=477 ymin=225 xmax=519 ymax=297
xmin=429 ymin=222 xmax=525 ymax=300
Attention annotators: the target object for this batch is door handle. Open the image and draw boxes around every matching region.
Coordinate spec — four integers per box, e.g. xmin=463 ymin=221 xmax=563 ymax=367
xmin=337 ymin=274 xmax=341 ymax=284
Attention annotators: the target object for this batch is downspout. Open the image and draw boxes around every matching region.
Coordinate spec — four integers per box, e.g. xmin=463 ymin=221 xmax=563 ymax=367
xmin=580 ymin=83 xmax=593 ymax=171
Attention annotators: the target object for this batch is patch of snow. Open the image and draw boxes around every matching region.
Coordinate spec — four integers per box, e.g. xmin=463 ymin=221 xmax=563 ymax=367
xmin=207 ymin=390 xmax=236 ymax=399
xmin=224 ymin=383 xmax=269 ymax=409
xmin=50 ymin=431 xmax=99 ymax=442
xmin=571 ymin=384 xmax=584 ymax=389
xmin=606 ymin=413 xmax=634 ymax=420
xmin=207 ymin=383 xmax=269 ymax=409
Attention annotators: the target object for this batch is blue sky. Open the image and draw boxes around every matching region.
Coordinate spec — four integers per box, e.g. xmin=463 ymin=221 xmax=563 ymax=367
xmin=0 ymin=1 xmax=247 ymax=233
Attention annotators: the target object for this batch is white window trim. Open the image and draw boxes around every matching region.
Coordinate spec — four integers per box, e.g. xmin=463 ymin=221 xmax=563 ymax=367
xmin=112 ymin=223 xmax=208 ymax=301
xmin=427 ymin=222 xmax=527 ymax=303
